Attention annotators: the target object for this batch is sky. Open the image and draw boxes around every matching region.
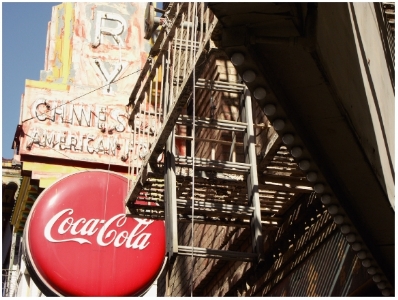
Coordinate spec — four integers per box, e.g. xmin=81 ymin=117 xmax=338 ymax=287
xmin=2 ymin=2 xmax=60 ymax=159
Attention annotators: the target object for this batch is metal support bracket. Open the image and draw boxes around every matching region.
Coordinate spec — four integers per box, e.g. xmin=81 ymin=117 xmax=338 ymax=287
xmin=241 ymin=89 xmax=264 ymax=262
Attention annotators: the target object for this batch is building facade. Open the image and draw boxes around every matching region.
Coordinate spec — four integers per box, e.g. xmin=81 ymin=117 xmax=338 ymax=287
xmin=8 ymin=2 xmax=160 ymax=296
xmin=2 ymin=158 xmax=22 ymax=297
xmin=124 ymin=2 xmax=395 ymax=296
xmin=10 ymin=2 xmax=394 ymax=297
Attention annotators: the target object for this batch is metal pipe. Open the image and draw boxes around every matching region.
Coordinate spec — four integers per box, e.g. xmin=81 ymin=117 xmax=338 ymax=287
xmin=177 ymin=115 xmax=247 ymax=131
xmin=175 ymin=135 xmax=246 ymax=147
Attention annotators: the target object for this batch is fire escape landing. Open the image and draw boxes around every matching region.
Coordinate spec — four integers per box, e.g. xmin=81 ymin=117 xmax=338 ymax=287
xmin=124 ymin=3 xmax=314 ymax=266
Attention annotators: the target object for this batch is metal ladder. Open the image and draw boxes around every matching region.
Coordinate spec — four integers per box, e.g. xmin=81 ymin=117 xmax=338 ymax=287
xmin=125 ymin=2 xmax=266 ymax=264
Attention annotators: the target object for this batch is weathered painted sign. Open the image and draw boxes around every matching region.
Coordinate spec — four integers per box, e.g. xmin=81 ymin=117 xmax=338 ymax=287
xmin=19 ymin=3 xmax=150 ymax=167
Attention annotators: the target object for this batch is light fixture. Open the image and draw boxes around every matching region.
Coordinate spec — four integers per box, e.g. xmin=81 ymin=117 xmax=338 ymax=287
xmin=340 ymin=224 xmax=351 ymax=234
xmin=243 ymin=70 xmax=256 ymax=83
xmin=299 ymin=160 xmax=310 ymax=171
xmin=367 ymin=267 xmax=377 ymax=275
xmin=377 ymin=282 xmax=387 ymax=290
xmin=306 ymin=172 xmax=317 ymax=182
xmin=372 ymin=274 xmax=382 ymax=283
xmin=333 ymin=215 xmax=344 ymax=224
xmin=291 ymin=146 xmax=303 ymax=158
xmin=231 ymin=53 xmax=245 ymax=66
xmin=346 ymin=233 xmax=356 ymax=243
xmin=253 ymin=87 xmax=267 ymax=100
xmin=321 ymin=194 xmax=332 ymax=205
xmin=352 ymin=242 xmax=362 ymax=251
xmin=327 ymin=205 xmax=339 ymax=215
xmin=314 ymin=183 xmax=325 ymax=194
xmin=273 ymin=119 xmax=285 ymax=131
xmin=263 ymin=104 xmax=276 ymax=116
xmin=282 ymin=133 xmax=294 ymax=145
xmin=382 ymin=289 xmax=391 ymax=296
xmin=357 ymin=250 xmax=367 ymax=260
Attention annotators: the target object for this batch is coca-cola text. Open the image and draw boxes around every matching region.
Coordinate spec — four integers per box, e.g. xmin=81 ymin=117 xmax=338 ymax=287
xmin=44 ymin=209 xmax=154 ymax=250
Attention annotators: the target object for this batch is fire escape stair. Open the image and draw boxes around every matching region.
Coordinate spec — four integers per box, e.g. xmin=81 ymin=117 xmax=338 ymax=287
xmin=124 ymin=3 xmax=307 ymax=264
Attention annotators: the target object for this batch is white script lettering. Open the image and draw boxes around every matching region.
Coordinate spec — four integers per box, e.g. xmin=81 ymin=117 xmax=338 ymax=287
xmin=44 ymin=208 xmax=154 ymax=250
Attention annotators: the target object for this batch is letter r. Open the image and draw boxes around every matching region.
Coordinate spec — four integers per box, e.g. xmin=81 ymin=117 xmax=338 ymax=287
xmin=92 ymin=11 xmax=127 ymax=48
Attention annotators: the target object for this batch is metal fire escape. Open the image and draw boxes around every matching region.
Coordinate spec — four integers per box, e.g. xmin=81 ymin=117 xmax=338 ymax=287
xmin=124 ymin=2 xmax=311 ymax=265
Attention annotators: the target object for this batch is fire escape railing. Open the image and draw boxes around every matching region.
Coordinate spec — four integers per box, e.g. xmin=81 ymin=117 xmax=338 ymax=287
xmin=125 ymin=3 xmax=217 ymax=203
xmin=124 ymin=2 xmax=266 ymax=263
xmin=123 ymin=2 xmax=283 ymax=265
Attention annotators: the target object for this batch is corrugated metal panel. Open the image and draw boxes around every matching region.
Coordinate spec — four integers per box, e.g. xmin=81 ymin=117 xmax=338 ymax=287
xmin=267 ymin=230 xmax=373 ymax=296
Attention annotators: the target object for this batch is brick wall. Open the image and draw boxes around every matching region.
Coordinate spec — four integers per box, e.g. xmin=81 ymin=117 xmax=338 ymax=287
xmin=157 ymin=54 xmax=276 ymax=296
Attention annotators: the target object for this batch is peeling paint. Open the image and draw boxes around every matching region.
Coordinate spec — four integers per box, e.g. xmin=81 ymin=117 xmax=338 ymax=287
xmin=19 ymin=3 xmax=149 ymax=168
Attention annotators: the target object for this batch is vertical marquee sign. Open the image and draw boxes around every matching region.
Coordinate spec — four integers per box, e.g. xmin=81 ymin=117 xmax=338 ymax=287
xmin=18 ymin=3 xmax=150 ymax=167
xmin=23 ymin=170 xmax=166 ymax=296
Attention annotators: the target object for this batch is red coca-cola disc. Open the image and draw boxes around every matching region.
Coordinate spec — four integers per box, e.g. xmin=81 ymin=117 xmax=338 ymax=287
xmin=24 ymin=170 xmax=166 ymax=296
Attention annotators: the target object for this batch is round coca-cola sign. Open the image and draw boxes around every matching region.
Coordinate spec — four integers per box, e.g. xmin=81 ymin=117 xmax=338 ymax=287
xmin=23 ymin=170 xmax=166 ymax=296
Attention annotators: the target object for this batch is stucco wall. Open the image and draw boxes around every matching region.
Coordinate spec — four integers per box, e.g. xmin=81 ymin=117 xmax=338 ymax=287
xmin=316 ymin=3 xmax=394 ymax=208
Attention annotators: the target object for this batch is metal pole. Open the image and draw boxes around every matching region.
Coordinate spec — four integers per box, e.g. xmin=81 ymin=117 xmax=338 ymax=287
xmin=164 ymin=69 xmax=178 ymax=263
xmin=7 ymin=230 xmax=17 ymax=296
